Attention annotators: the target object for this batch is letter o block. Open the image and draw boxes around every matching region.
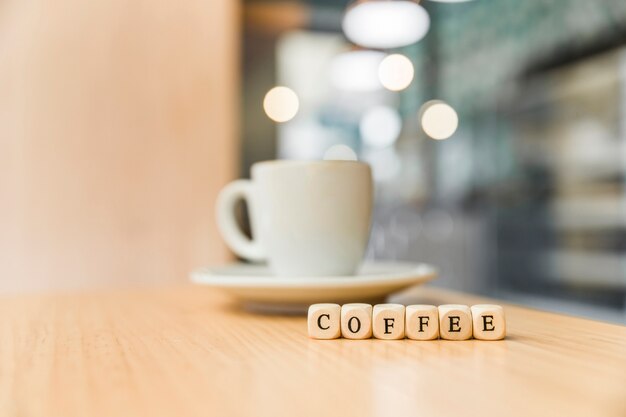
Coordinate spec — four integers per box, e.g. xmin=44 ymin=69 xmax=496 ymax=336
xmin=373 ymin=304 xmax=405 ymax=340
xmin=341 ymin=303 xmax=373 ymax=339
xmin=308 ymin=303 xmax=341 ymax=339
xmin=438 ymin=304 xmax=472 ymax=340
xmin=471 ymin=305 xmax=506 ymax=340
xmin=406 ymin=305 xmax=439 ymax=340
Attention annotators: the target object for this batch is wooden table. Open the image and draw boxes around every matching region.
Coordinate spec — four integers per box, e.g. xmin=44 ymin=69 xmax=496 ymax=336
xmin=1 ymin=285 xmax=625 ymax=417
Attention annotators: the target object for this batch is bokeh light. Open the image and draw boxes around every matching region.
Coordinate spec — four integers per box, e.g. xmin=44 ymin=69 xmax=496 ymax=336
xmin=378 ymin=54 xmax=414 ymax=91
xmin=342 ymin=1 xmax=430 ymax=49
xmin=420 ymin=100 xmax=458 ymax=140
xmin=263 ymin=86 xmax=299 ymax=123
xmin=360 ymin=106 xmax=402 ymax=148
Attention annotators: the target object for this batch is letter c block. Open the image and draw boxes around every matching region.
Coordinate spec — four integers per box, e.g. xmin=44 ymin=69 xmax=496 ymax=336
xmin=308 ymin=304 xmax=341 ymax=339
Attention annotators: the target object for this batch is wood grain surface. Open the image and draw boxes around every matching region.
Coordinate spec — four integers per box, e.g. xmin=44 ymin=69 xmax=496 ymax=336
xmin=1 ymin=285 xmax=625 ymax=417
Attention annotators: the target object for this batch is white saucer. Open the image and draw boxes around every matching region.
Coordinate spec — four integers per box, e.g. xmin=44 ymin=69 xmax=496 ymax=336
xmin=190 ymin=261 xmax=437 ymax=308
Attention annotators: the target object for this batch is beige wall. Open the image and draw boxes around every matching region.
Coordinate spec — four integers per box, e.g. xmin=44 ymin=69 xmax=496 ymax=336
xmin=0 ymin=0 xmax=238 ymax=292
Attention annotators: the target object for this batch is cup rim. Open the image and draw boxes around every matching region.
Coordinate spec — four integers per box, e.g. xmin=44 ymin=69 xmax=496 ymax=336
xmin=252 ymin=159 xmax=367 ymax=173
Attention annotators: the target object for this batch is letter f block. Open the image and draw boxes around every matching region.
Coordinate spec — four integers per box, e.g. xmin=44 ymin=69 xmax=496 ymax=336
xmin=373 ymin=304 xmax=405 ymax=340
xmin=406 ymin=305 xmax=439 ymax=340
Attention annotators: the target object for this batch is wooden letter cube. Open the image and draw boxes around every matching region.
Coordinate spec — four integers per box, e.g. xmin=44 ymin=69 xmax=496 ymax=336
xmin=438 ymin=304 xmax=472 ymax=340
xmin=372 ymin=304 xmax=405 ymax=340
xmin=471 ymin=304 xmax=506 ymax=340
xmin=405 ymin=305 xmax=439 ymax=340
xmin=308 ymin=303 xmax=341 ymax=339
xmin=341 ymin=304 xmax=373 ymax=339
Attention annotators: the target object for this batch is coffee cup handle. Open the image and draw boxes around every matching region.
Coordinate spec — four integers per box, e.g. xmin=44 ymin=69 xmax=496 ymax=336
xmin=216 ymin=180 xmax=265 ymax=261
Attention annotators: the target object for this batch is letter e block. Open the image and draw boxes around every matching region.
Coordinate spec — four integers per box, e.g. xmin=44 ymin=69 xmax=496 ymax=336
xmin=471 ymin=305 xmax=506 ymax=340
xmin=406 ymin=305 xmax=439 ymax=340
xmin=341 ymin=304 xmax=373 ymax=339
xmin=373 ymin=304 xmax=405 ymax=340
xmin=308 ymin=304 xmax=341 ymax=339
xmin=438 ymin=305 xmax=472 ymax=340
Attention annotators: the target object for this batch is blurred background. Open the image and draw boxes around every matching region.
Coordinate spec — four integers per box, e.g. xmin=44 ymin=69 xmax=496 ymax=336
xmin=2 ymin=0 xmax=626 ymax=323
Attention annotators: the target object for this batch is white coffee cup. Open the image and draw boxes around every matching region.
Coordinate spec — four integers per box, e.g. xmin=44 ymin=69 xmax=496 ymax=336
xmin=216 ymin=160 xmax=373 ymax=276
